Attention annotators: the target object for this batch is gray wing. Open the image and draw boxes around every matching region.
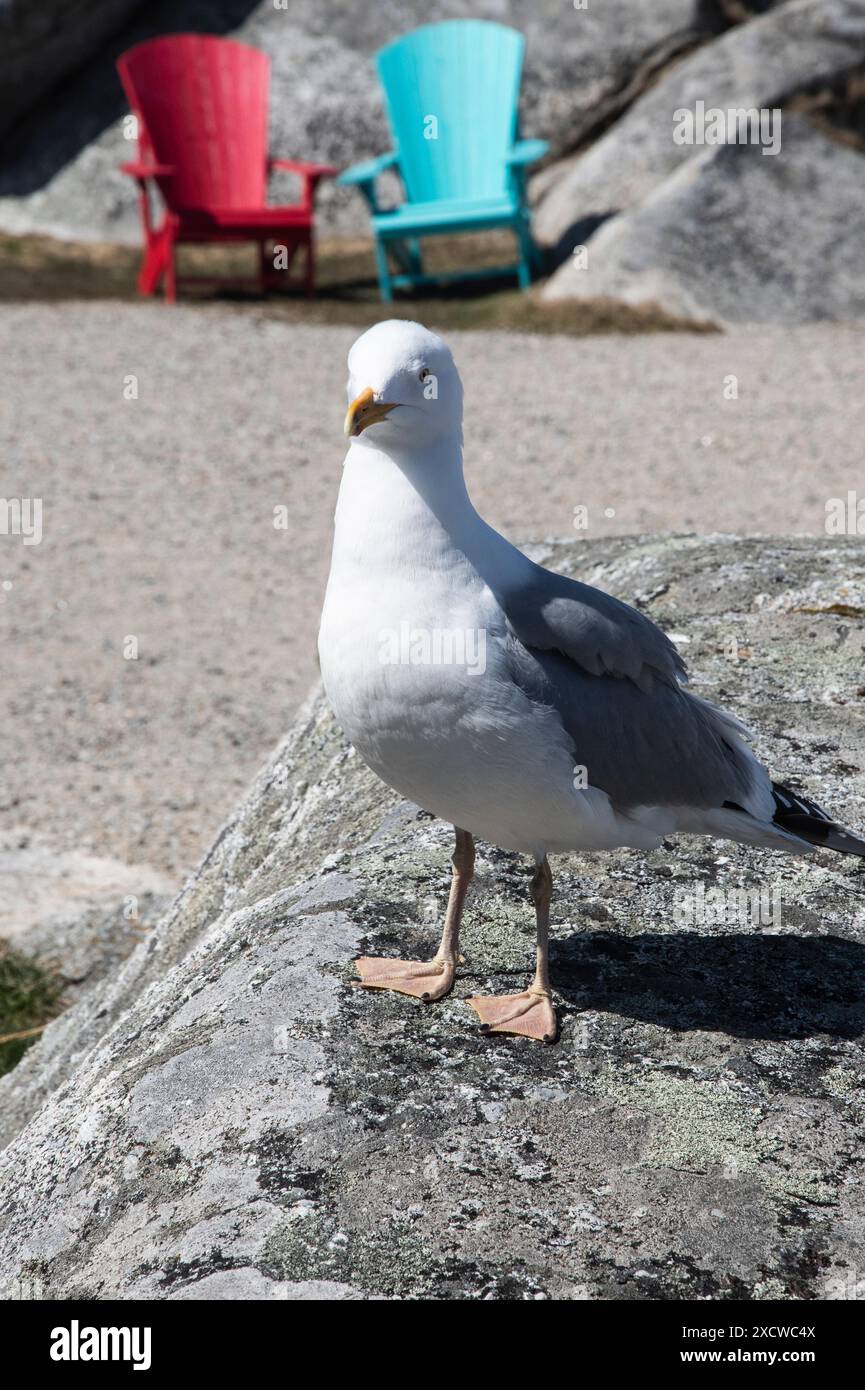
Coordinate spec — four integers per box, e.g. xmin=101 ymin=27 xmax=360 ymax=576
xmin=497 ymin=561 xmax=760 ymax=813
xmin=499 ymin=561 xmax=686 ymax=694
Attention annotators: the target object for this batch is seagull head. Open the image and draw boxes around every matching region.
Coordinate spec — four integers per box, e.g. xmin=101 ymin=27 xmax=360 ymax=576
xmin=343 ymin=320 xmax=462 ymax=451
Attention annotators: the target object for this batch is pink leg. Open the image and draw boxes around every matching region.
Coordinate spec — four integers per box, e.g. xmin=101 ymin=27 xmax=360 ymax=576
xmin=355 ymin=828 xmax=474 ymax=1002
xmin=468 ymin=856 xmax=558 ymax=1043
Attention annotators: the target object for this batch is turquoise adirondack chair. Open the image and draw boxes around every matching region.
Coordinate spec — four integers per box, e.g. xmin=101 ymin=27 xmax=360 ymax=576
xmin=338 ymin=20 xmax=548 ymax=301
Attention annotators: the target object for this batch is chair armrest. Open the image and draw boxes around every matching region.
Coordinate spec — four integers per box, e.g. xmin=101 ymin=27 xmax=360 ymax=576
xmin=268 ymin=158 xmax=337 ymax=212
xmin=336 ymin=152 xmax=399 ymax=214
xmin=336 ymin=152 xmax=398 ymax=187
xmin=120 ymin=161 xmax=174 ymax=179
xmin=506 ymin=139 xmax=549 ymax=167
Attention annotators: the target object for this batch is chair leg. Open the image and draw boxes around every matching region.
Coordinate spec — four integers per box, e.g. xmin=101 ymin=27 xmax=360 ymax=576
xmin=137 ymin=245 xmax=160 ymax=296
xmin=304 ymin=235 xmax=315 ymax=298
xmin=163 ymin=233 xmax=177 ymax=304
xmin=514 ymin=218 xmax=533 ymax=291
xmin=374 ymin=236 xmax=394 ymax=303
xmin=258 ymin=240 xmax=271 ymax=295
xmin=390 ymin=237 xmax=423 ymax=284
xmin=408 ymin=237 xmax=423 ymax=276
xmin=274 ymin=237 xmax=301 ymax=293
xmin=137 ymin=226 xmax=169 ymax=296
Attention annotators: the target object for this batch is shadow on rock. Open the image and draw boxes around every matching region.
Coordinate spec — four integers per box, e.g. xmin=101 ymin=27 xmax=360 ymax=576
xmin=552 ymin=930 xmax=865 ymax=1041
xmin=539 ymin=211 xmax=615 ymax=273
xmin=0 ymin=0 xmax=261 ymax=192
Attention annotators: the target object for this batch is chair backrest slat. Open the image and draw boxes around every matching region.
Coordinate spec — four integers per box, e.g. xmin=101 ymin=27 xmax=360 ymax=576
xmin=117 ymin=34 xmax=270 ymax=210
xmin=376 ymin=20 xmax=523 ymax=205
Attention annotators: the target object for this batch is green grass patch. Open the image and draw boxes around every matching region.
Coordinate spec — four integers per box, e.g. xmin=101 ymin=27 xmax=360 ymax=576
xmin=0 ymin=943 xmax=62 ymax=1077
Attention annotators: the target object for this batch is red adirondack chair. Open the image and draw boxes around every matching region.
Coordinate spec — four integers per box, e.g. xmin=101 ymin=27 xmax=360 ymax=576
xmin=116 ymin=34 xmax=336 ymax=302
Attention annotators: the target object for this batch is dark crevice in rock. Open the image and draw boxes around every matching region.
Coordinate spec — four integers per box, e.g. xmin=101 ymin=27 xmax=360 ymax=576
xmin=546 ymin=0 xmax=787 ymax=168
xmin=551 ymin=30 xmax=712 ymax=166
xmin=786 ymin=64 xmax=865 ymax=151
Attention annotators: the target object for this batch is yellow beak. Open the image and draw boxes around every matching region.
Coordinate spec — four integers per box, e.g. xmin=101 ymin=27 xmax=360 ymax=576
xmin=344 ymin=387 xmax=397 ymax=438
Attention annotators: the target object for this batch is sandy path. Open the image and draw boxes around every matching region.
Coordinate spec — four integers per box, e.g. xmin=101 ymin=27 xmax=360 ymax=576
xmin=1 ymin=303 xmax=863 ymax=884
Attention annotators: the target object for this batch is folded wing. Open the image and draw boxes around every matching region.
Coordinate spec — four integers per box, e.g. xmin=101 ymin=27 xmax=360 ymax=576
xmin=498 ymin=559 xmax=771 ymax=821
xmin=501 ymin=561 xmax=686 ymax=694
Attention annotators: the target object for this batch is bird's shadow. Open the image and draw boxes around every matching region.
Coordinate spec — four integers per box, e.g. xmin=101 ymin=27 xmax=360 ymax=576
xmin=545 ymin=930 xmax=865 ymax=1041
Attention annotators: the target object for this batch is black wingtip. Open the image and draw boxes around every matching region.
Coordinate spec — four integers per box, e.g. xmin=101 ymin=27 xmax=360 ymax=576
xmin=771 ymin=781 xmax=865 ymax=860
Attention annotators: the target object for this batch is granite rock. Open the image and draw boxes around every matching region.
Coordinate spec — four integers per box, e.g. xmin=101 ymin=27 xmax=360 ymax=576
xmin=1 ymin=534 xmax=864 ymax=1300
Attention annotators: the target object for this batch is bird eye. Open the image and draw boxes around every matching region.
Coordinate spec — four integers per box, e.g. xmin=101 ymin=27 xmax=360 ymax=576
xmin=419 ymin=367 xmax=430 ymax=382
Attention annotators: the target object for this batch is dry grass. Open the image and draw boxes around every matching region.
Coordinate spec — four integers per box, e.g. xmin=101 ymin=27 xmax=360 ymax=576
xmin=0 ymin=229 xmax=717 ymax=336
xmin=0 ymin=943 xmax=61 ymax=1077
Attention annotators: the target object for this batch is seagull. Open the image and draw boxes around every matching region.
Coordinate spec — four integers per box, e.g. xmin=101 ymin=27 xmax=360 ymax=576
xmin=318 ymin=320 xmax=865 ymax=1043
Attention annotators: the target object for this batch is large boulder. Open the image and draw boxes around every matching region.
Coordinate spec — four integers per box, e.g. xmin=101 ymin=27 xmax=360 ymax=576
xmin=542 ymin=116 xmax=865 ymax=326
xmin=0 ymin=0 xmax=144 ymax=140
xmin=1 ymin=534 xmax=864 ymax=1301
xmin=533 ymin=0 xmax=865 ymax=256
xmin=0 ymin=0 xmax=704 ymax=244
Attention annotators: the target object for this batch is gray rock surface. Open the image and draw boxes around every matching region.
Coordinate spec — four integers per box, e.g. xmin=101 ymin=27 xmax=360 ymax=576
xmin=2 ymin=534 xmax=865 ymax=1301
xmin=533 ymin=0 xmax=865 ymax=254
xmin=0 ymin=0 xmax=703 ymax=244
xmin=542 ymin=117 xmax=865 ymax=326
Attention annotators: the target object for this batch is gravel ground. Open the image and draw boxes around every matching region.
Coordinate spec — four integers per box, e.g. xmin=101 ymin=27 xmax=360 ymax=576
xmin=1 ymin=303 xmax=863 ymax=894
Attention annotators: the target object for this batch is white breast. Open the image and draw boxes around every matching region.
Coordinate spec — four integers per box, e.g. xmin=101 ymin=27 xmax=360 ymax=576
xmin=318 ymin=443 xmax=661 ymax=856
